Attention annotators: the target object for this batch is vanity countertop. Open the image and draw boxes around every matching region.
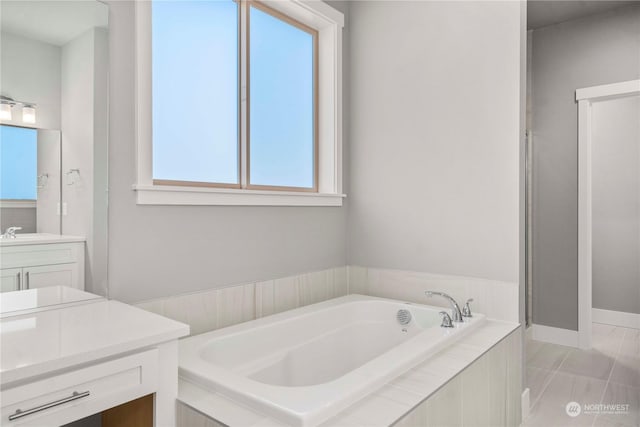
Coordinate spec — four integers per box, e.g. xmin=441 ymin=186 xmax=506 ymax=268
xmin=0 ymin=286 xmax=103 ymax=318
xmin=0 ymin=298 xmax=190 ymax=385
xmin=0 ymin=233 xmax=86 ymax=246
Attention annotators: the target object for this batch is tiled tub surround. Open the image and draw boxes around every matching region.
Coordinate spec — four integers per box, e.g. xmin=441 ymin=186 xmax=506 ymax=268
xmin=177 ymin=324 xmax=521 ymax=426
xmin=135 ymin=266 xmax=518 ymax=336
xmin=136 ymin=267 xmax=349 ymax=335
xmin=179 ymin=295 xmax=486 ymax=426
xmin=348 ymin=266 xmax=519 ymax=323
xmin=134 ymin=266 xmax=521 ymax=426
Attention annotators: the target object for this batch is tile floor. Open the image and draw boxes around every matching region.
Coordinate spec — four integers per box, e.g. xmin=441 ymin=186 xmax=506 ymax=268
xmin=523 ymin=323 xmax=640 ymax=427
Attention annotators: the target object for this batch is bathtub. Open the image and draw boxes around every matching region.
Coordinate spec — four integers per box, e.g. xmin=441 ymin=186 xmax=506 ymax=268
xmin=179 ymin=294 xmax=485 ymax=426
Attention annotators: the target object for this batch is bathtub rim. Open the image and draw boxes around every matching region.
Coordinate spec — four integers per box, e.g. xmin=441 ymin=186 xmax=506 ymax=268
xmin=179 ymin=294 xmax=487 ymax=426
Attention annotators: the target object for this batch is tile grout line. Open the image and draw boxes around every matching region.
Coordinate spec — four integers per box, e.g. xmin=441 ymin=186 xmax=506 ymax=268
xmin=590 ymin=326 xmax=628 ymax=427
xmin=527 ymin=344 xmax=573 ymax=414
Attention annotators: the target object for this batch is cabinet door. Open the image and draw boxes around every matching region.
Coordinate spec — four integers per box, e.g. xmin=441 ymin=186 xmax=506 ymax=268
xmin=0 ymin=268 xmax=22 ymax=293
xmin=23 ymin=264 xmax=79 ymax=290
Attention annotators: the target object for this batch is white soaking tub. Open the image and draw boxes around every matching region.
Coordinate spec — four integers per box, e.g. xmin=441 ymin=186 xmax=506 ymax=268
xmin=179 ymin=294 xmax=485 ymax=426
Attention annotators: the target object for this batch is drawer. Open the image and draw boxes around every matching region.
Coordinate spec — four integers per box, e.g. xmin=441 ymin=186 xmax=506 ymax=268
xmin=1 ymin=349 xmax=159 ymax=426
xmin=0 ymin=243 xmax=83 ymax=269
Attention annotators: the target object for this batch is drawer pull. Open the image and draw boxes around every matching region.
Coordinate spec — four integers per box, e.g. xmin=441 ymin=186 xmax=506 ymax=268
xmin=8 ymin=390 xmax=90 ymax=421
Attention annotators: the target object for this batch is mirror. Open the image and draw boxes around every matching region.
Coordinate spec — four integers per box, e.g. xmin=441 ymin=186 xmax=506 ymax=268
xmin=0 ymin=1 xmax=109 ymax=300
xmin=0 ymin=125 xmax=61 ymax=234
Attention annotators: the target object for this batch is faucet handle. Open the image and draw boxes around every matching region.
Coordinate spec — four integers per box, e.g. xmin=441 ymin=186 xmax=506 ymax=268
xmin=462 ymin=298 xmax=474 ymax=318
xmin=438 ymin=311 xmax=454 ymax=328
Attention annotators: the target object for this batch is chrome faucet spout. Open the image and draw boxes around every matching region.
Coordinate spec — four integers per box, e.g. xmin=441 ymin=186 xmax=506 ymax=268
xmin=1 ymin=227 xmax=22 ymax=239
xmin=425 ymin=291 xmax=464 ymax=322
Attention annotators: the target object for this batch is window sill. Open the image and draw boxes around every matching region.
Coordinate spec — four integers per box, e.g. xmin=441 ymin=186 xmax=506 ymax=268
xmin=0 ymin=200 xmax=37 ymax=208
xmin=133 ymin=184 xmax=345 ymax=206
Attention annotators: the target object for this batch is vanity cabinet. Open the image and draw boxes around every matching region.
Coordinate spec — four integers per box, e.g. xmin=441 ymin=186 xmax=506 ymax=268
xmin=1 ymin=268 xmax=22 ymax=292
xmin=0 ymin=242 xmax=85 ymax=292
xmin=2 ymin=349 xmax=158 ymax=426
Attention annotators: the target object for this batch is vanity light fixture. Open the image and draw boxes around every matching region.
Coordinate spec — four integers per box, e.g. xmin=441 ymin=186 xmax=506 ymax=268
xmin=0 ymin=95 xmax=37 ymax=124
xmin=22 ymin=105 xmax=36 ymax=124
xmin=0 ymin=96 xmax=15 ymax=120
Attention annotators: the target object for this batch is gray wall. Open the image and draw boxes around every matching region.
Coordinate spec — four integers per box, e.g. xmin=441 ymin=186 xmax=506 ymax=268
xmin=347 ymin=1 xmax=523 ymax=284
xmin=0 ymin=32 xmax=61 ymax=130
xmin=531 ymin=5 xmax=640 ymax=330
xmin=105 ymin=1 xmax=349 ymax=303
xmin=592 ymin=95 xmax=640 ymax=315
xmin=0 ymin=208 xmax=36 ymax=233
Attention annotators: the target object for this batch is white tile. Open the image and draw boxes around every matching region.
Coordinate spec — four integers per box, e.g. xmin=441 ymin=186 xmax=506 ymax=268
xmin=333 ymin=266 xmax=349 ymax=298
xmin=591 ymin=323 xmax=626 ymax=356
xmin=390 ymin=368 xmax=444 ymax=397
xmin=216 ymin=283 xmax=255 ymax=329
xmin=163 ymin=293 xmax=192 ymax=326
xmin=482 ymin=279 xmax=519 ymax=322
xmin=177 ymin=402 xmax=224 ymax=427
xmin=184 ymin=289 xmax=218 ymax=335
xmin=527 ymin=340 xmax=572 ymax=371
xmin=423 ymin=374 xmax=463 ymax=427
xmin=462 ymin=351 xmax=491 ymax=427
xmin=255 ymin=280 xmax=275 ymax=319
xmin=525 ymin=372 xmax=606 ymax=427
xmin=344 ymin=394 xmax=413 ymax=426
xmin=619 ymin=327 xmax=640 ymax=358
xmin=298 ymin=269 xmax=332 ymax=306
xmin=487 ymin=338 xmax=508 ymax=427
xmin=273 ymin=275 xmax=299 ymax=313
xmin=180 ymin=380 xmax=265 ymax=426
xmin=374 ymin=384 xmax=423 ymax=408
xmin=557 ymin=348 xmax=616 ymax=380
xmin=609 ymin=355 xmax=640 ymax=388
xmin=135 ymin=299 xmax=165 ymax=317
xmin=527 ymin=366 xmax=555 ymax=407
xmin=594 ymin=382 xmax=640 ymax=427
xmin=347 ymin=265 xmax=368 ymax=295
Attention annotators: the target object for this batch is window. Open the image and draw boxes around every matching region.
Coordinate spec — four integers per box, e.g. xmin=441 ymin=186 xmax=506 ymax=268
xmin=0 ymin=125 xmax=37 ymax=200
xmin=135 ymin=0 xmax=344 ymax=205
xmin=152 ymin=0 xmax=239 ymax=187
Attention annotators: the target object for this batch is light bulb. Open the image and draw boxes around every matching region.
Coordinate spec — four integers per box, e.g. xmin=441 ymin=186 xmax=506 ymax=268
xmin=0 ymin=103 xmax=12 ymax=120
xmin=22 ymin=105 xmax=36 ymax=124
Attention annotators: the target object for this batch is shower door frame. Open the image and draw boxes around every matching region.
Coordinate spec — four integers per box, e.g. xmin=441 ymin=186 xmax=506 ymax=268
xmin=576 ymin=79 xmax=640 ymax=350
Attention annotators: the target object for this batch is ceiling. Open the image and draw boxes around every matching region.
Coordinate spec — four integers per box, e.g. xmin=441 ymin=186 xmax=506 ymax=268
xmin=528 ymin=0 xmax=639 ymax=30
xmin=0 ymin=1 xmax=108 ymax=47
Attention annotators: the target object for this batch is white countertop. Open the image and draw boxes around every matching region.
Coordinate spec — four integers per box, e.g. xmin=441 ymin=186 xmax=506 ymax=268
xmin=0 ymin=233 xmax=86 ymax=247
xmin=0 ymin=286 xmax=103 ymax=318
xmin=1 ymin=298 xmax=190 ymax=386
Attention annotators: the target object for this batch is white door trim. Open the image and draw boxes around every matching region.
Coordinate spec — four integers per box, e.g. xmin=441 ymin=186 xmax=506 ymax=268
xmin=576 ymin=79 xmax=640 ymax=350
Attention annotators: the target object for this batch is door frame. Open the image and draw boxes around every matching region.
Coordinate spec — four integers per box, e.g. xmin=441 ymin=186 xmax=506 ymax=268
xmin=576 ymin=79 xmax=640 ymax=349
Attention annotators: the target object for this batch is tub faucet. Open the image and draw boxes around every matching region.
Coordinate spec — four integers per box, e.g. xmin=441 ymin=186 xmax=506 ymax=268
xmin=1 ymin=227 xmax=22 ymax=239
xmin=425 ymin=291 xmax=463 ymax=323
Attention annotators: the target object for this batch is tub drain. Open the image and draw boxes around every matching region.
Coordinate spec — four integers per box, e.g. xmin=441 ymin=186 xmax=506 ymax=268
xmin=397 ymin=309 xmax=412 ymax=325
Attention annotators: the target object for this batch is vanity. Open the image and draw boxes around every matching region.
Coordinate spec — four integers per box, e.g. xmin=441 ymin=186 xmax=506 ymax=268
xmin=0 ymin=287 xmax=189 ymax=426
xmin=0 ymin=234 xmax=86 ymax=292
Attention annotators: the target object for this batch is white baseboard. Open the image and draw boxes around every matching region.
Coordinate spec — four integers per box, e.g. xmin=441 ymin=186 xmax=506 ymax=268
xmin=532 ymin=324 xmax=579 ymax=347
xmin=593 ymin=308 xmax=640 ymax=329
xmin=521 ymin=388 xmax=530 ymax=423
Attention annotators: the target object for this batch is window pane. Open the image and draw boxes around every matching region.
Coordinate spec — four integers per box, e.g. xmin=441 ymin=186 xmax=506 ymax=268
xmin=152 ymin=0 xmax=239 ymax=184
xmin=249 ymin=6 xmax=315 ymax=189
xmin=0 ymin=125 xmax=37 ymax=200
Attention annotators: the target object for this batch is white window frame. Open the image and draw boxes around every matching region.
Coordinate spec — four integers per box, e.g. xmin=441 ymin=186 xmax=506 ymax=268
xmin=133 ymin=0 xmax=345 ymax=206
